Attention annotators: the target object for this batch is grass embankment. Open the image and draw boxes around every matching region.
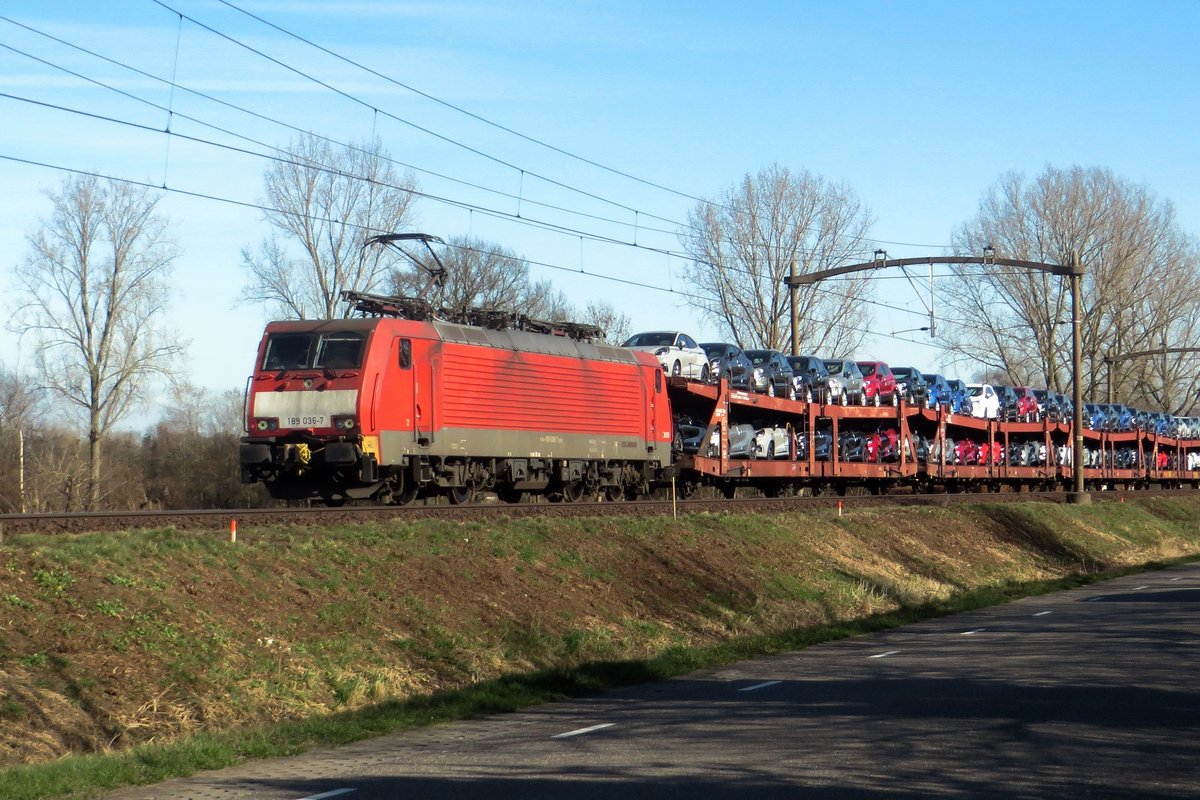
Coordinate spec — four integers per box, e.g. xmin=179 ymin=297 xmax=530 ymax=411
xmin=2 ymin=496 xmax=1199 ymax=799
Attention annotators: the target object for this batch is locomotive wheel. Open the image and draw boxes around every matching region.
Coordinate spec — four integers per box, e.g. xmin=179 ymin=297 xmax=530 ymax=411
xmin=497 ymin=487 xmax=523 ymax=504
xmin=561 ymin=481 xmax=585 ymax=502
xmin=603 ymin=485 xmax=624 ymax=502
xmin=448 ymin=485 xmax=475 ymax=505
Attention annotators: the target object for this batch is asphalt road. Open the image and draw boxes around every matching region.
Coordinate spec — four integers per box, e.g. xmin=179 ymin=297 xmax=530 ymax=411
xmin=105 ymin=562 xmax=1200 ymax=800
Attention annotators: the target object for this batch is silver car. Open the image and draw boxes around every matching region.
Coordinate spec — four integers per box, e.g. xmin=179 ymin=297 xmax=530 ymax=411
xmin=623 ymin=331 xmax=710 ymax=380
xmin=822 ymin=358 xmax=866 ymax=405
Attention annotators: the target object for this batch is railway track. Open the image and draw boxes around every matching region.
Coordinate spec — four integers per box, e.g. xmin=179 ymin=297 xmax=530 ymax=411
xmin=0 ymin=488 xmax=1181 ymax=538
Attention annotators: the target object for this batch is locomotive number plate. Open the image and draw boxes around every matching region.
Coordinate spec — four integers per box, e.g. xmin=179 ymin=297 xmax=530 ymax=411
xmin=285 ymin=414 xmax=328 ymax=428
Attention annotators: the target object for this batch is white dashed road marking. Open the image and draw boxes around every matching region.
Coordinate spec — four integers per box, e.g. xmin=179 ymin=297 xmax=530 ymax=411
xmin=961 ymin=629 xmax=985 ymax=635
xmin=738 ymin=680 xmax=782 ymax=692
xmin=553 ymin=723 xmax=615 ymax=739
xmin=1033 ymin=611 xmax=1053 ymax=616
xmin=298 ymin=790 xmax=356 ymax=800
xmin=1133 ymin=586 xmax=1149 ymax=591
xmin=869 ymin=650 xmax=900 ymax=659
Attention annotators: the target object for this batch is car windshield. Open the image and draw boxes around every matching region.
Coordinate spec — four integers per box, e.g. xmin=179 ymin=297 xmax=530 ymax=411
xmin=703 ymin=344 xmax=727 ymax=359
xmin=623 ymin=332 xmax=677 ymax=348
xmin=744 ymin=351 xmax=770 ymax=365
xmin=969 ymin=386 xmax=985 ymax=397
xmin=824 ymin=361 xmax=843 ymax=375
xmin=858 ymin=363 xmax=877 ymax=376
xmin=263 ymin=331 xmax=367 ymax=371
xmin=892 ymin=367 xmax=913 ymax=378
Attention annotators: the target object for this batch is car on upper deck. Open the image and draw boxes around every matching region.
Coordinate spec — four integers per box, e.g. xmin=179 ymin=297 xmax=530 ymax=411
xmin=700 ymin=342 xmax=754 ymax=389
xmin=890 ymin=366 xmax=929 ymax=406
xmin=823 ymin=358 xmax=866 ymax=405
xmin=623 ymin=331 xmax=709 ymax=380
xmin=966 ymin=383 xmax=1000 ymax=419
xmin=744 ymin=349 xmax=798 ymax=400
xmin=787 ymin=355 xmax=845 ymax=404
xmin=856 ymin=360 xmax=898 ymax=406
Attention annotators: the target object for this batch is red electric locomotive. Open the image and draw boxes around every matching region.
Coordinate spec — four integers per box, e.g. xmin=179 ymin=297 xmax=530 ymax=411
xmin=239 ymin=292 xmax=674 ymax=505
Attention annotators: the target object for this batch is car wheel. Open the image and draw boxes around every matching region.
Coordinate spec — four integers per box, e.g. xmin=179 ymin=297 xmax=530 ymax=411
xmin=672 ymin=360 xmax=682 ymax=377
xmin=804 ymin=387 xmax=812 ymax=403
xmin=767 ymin=441 xmax=775 ymax=459
xmin=893 ymin=392 xmax=900 ymax=407
xmin=700 ymin=364 xmax=710 ymax=383
xmin=788 ymin=385 xmax=798 ymax=401
xmin=839 ymin=389 xmax=847 ymax=405
xmin=860 ymin=391 xmax=868 ymax=406
xmin=925 ymin=394 xmax=934 ymax=409
xmin=767 ymin=382 xmax=776 ymax=397
xmin=873 ymin=391 xmax=880 ymax=407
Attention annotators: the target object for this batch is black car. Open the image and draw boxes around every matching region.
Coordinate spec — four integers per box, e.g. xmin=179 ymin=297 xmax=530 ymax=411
xmin=700 ymin=342 xmax=754 ymax=389
xmin=743 ymin=349 xmax=797 ymax=399
xmin=1032 ymin=389 xmax=1062 ymax=422
xmin=994 ymin=385 xmax=1022 ymax=421
xmin=890 ymin=366 xmax=929 ymax=406
xmin=787 ymin=355 xmax=844 ymax=404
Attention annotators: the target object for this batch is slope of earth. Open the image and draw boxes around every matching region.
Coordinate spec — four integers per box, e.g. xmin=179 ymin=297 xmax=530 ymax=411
xmin=1 ymin=496 xmax=1198 ymax=773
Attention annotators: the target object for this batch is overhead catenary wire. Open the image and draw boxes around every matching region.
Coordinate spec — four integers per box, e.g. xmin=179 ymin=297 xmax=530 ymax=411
xmin=0 ymin=9 xmax=971 ymax=341
xmin=0 ymin=150 xmax=941 ymax=351
xmin=0 ymin=12 xmax=952 ymax=269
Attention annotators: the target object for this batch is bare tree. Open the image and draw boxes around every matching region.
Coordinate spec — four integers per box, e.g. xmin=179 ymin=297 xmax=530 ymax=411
xmin=242 ymin=134 xmax=418 ymax=319
xmin=14 ymin=174 xmax=182 ymax=510
xmin=579 ymin=299 xmax=632 ymax=346
xmin=680 ymin=164 xmax=876 ymax=354
xmin=390 ymin=236 xmax=571 ymax=320
xmin=0 ymin=368 xmax=43 ymax=512
xmin=941 ymin=166 xmax=1200 ymax=411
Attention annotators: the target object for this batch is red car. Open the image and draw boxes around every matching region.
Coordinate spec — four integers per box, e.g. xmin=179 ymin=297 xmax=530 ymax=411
xmin=954 ymin=439 xmax=978 ymax=465
xmin=1012 ymin=386 xmax=1040 ymax=422
xmin=855 ymin=361 xmax=898 ymax=406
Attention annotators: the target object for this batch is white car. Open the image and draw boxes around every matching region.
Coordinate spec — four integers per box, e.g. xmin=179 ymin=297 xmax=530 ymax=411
xmin=966 ymin=383 xmax=1000 ymax=419
xmin=754 ymin=427 xmax=791 ymax=459
xmin=622 ymin=331 xmax=710 ymax=380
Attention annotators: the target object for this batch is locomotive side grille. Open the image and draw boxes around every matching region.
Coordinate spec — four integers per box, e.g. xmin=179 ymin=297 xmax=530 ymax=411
xmin=438 ymin=346 xmax=649 ymax=436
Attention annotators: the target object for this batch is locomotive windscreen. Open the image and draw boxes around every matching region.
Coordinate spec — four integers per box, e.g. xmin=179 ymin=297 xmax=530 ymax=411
xmin=262 ymin=331 xmax=366 ymax=370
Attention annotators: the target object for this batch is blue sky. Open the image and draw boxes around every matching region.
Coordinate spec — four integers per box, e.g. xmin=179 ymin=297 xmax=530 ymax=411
xmin=1 ymin=0 xmax=1197 ymax=416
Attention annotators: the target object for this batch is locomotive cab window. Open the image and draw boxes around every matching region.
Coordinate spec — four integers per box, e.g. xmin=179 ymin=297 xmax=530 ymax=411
xmin=262 ymin=331 xmax=366 ymax=371
xmin=398 ymin=338 xmax=412 ymax=369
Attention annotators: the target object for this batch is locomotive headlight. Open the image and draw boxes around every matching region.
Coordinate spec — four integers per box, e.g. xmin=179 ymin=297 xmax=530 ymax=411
xmin=331 ymin=415 xmax=358 ymax=431
xmin=254 ymin=418 xmax=279 ymax=431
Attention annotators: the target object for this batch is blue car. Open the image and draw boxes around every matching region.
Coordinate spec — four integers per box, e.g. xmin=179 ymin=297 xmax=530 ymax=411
xmin=1084 ymin=403 xmax=1108 ymax=431
xmin=922 ymin=373 xmax=956 ymax=411
xmin=1100 ymin=403 xmax=1135 ymax=432
xmin=947 ymin=379 xmax=971 ymax=414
